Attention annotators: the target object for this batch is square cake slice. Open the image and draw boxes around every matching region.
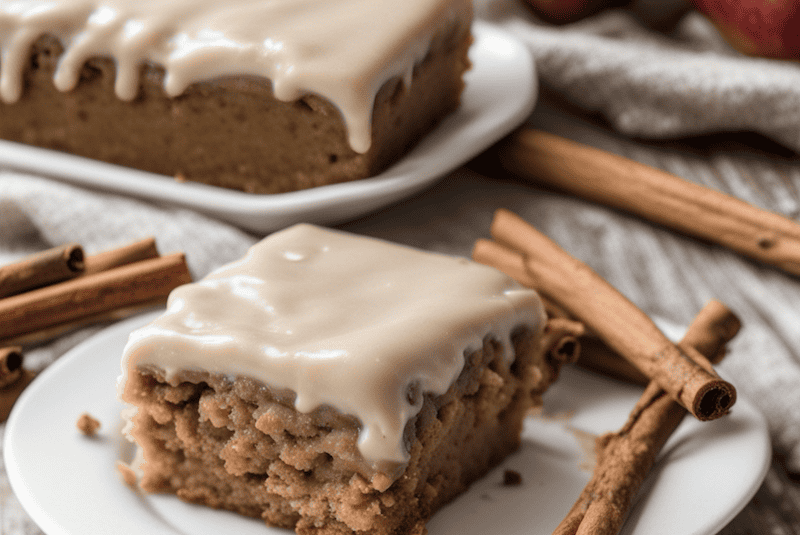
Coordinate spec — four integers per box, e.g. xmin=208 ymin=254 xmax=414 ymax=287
xmin=119 ymin=224 xmax=561 ymax=535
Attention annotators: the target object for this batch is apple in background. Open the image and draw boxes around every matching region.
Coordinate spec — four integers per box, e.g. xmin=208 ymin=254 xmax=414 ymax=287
xmin=521 ymin=0 xmax=630 ymax=24
xmin=690 ymin=0 xmax=800 ymax=59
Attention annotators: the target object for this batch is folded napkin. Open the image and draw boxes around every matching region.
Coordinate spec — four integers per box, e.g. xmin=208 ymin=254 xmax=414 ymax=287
xmin=476 ymin=0 xmax=800 ymax=153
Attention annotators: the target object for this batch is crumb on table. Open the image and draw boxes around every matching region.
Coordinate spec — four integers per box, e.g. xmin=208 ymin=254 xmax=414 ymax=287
xmin=76 ymin=412 xmax=101 ymax=436
xmin=503 ymin=469 xmax=522 ymax=486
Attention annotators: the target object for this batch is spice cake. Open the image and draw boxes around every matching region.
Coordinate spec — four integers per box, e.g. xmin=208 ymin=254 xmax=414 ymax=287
xmin=0 ymin=0 xmax=472 ymax=193
xmin=119 ymin=224 xmax=561 ymax=535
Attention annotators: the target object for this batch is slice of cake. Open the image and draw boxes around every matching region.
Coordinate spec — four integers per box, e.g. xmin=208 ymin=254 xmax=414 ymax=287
xmin=0 ymin=0 xmax=472 ymax=193
xmin=119 ymin=224 xmax=561 ymax=535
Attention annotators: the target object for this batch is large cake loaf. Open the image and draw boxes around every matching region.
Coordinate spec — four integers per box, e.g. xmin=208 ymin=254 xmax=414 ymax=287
xmin=0 ymin=0 xmax=472 ymax=193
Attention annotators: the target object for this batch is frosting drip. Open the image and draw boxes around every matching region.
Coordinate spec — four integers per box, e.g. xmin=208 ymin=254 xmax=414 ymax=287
xmin=0 ymin=0 xmax=472 ymax=152
xmin=120 ymin=224 xmax=544 ymax=473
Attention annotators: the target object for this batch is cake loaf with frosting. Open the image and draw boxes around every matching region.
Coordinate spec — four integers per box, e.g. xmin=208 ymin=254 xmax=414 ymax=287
xmin=0 ymin=0 xmax=472 ymax=193
xmin=119 ymin=224 xmax=562 ymax=535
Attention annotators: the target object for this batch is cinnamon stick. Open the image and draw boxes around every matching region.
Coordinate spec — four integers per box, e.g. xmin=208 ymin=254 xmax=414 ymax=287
xmin=490 ymin=209 xmax=735 ymax=421
xmin=0 ymin=346 xmax=35 ymax=421
xmin=573 ymin=337 xmax=651 ymax=385
xmin=542 ymin=317 xmax=585 ymax=365
xmin=0 ymin=243 xmax=84 ymax=298
xmin=578 ymin=300 xmax=735 ymax=385
xmin=472 ymin=237 xmax=732 ymax=385
xmin=83 ymin=237 xmax=159 ymax=275
xmin=0 ymin=346 xmax=23 ymax=388
xmin=496 ymin=128 xmax=800 ymax=277
xmin=473 ymin=238 xmax=571 ymax=319
xmin=2 ymin=298 xmax=168 ymax=347
xmin=554 ymin=300 xmax=741 ymax=535
xmin=0 ymin=253 xmax=191 ymax=343
xmin=475 ymin=238 xmax=665 ymax=384
xmin=473 ymin=238 xmax=585 ymax=366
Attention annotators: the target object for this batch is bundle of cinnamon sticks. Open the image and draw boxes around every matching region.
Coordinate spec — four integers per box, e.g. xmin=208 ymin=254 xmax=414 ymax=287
xmin=0 ymin=238 xmax=191 ymax=419
xmin=0 ymin=237 xmax=191 ymax=347
xmin=473 ymin=208 xmax=741 ymax=535
xmin=0 ymin=345 xmax=34 ymax=421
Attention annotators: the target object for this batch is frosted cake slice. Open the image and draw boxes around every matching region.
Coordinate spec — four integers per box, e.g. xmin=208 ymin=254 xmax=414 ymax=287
xmin=119 ymin=224 xmax=561 ymax=535
xmin=0 ymin=0 xmax=472 ymax=193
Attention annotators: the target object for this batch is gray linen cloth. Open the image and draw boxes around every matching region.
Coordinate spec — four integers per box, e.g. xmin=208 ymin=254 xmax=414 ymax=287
xmin=2 ymin=1 xmax=800 ymax=531
xmin=477 ymin=0 xmax=800 ymax=153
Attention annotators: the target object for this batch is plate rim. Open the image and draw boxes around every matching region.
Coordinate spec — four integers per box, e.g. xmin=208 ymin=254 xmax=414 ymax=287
xmin=4 ymin=312 xmax=771 ymax=535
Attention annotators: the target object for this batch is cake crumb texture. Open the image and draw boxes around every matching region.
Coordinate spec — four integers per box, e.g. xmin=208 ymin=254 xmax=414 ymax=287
xmin=76 ymin=412 xmax=101 ymax=436
xmin=122 ymin=328 xmax=557 ymax=535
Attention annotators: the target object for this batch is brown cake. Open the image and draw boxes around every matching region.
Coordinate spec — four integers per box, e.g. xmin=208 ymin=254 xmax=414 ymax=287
xmin=0 ymin=0 xmax=472 ymax=194
xmin=119 ymin=224 xmax=561 ymax=534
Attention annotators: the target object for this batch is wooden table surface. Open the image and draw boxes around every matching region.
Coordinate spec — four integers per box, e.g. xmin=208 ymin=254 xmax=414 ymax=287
xmin=2 ymin=91 xmax=800 ymax=534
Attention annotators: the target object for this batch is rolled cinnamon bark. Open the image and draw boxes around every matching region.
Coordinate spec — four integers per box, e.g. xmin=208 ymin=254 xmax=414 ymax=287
xmin=578 ymin=302 xmax=736 ymax=385
xmin=83 ymin=237 xmax=159 ymax=275
xmin=576 ymin=337 xmax=651 ymax=385
xmin=0 ymin=346 xmax=34 ymax=421
xmin=496 ymin=128 xmax=800 ymax=277
xmin=0 ymin=243 xmax=84 ymax=298
xmin=0 ymin=346 xmax=23 ymax=389
xmin=542 ymin=317 xmax=585 ymax=364
xmin=555 ymin=299 xmax=741 ymax=535
xmin=490 ymin=209 xmax=735 ymax=421
xmin=473 ymin=238 xmax=571 ymax=319
xmin=472 ymin=237 xmax=733 ymax=384
xmin=3 ymin=298 xmax=169 ymax=347
xmin=0 ymin=253 xmax=191 ymax=343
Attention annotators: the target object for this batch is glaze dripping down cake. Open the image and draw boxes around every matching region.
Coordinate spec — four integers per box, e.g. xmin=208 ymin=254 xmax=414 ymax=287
xmin=0 ymin=0 xmax=472 ymax=193
xmin=119 ymin=224 xmax=561 ymax=535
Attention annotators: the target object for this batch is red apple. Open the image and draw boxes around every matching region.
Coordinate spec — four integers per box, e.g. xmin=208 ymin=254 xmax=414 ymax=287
xmin=521 ymin=0 xmax=630 ymax=24
xmin=690 ymin=0 xmax=800 ymax=59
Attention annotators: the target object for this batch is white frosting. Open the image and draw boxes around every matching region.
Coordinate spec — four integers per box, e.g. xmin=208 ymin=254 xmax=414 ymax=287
xmin=120 ymin=224 xmax=544 ymax=473
xmin=0 ymin=0 xmax=471 ymax=152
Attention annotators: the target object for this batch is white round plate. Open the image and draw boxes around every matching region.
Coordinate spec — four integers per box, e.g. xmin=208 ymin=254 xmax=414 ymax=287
xmin=0 ymin=22 xmax=536 ymax=234
xmin=5 ymin=312 xmax=770 ymax=535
